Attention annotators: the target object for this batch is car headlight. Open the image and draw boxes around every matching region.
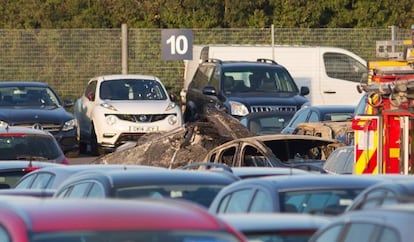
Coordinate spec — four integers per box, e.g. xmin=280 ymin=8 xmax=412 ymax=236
xmin=105 ymin=115 xmax=118 ymax=125
xmin=165 ymin=102 xmax=177 ymax=111
xmin=0 ymin=121 xmax=9 ymax=128
xmin=100 ymin=102 xmax=118 ymax=111
xmin=62 ymin=119 xmax=77 ymax=131
xmin=229 ymin=101 xmax=249 ymax=116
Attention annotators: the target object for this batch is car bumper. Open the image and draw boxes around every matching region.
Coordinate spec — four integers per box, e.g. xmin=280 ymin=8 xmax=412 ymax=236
xmin=96 ymin=114 xmax=183 ymax=148
xmin=53 ymin=128 xmax=79 ymax=153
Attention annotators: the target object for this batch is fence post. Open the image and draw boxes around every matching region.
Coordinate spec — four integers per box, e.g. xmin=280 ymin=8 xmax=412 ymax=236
xmin=122 ymin=23 xmax=128 ymax=74
xmin=271 ymin=24 xmax=275 ymax=61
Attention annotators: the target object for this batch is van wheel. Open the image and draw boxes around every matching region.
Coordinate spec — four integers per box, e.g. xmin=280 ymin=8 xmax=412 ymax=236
xmin=90 ymin=125 xmax=104 ymax=156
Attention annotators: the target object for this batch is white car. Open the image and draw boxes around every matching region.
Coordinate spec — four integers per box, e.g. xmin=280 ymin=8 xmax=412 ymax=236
xmin=74 ymin=74 xmax=183 ymax=155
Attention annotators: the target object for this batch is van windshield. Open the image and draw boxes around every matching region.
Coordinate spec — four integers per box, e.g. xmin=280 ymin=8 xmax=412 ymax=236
xmin=222 ymin=66 xmax=299 ymax=93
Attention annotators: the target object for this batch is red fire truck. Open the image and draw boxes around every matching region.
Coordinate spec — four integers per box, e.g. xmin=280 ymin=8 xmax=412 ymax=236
xmin=352 ymin=33 xmax=414 ymax=174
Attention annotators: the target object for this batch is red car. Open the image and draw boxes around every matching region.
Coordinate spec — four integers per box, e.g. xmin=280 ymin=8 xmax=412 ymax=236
xmin=0 ymin=196 xmax=247 ymax=242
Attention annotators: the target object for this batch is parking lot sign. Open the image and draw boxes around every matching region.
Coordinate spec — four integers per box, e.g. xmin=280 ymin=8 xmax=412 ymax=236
xmin=162 ymin=29 xmax=193 ymax=60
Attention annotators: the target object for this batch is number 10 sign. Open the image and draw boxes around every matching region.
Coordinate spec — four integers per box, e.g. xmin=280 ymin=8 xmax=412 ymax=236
xmin=161 ymin=29 xmax=193 ymax=60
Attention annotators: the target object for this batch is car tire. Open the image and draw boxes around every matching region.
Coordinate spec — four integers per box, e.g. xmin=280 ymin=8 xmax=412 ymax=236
xmin=79 ymin=141 xmax=87 ymax=154
xmin=90 ymin=125 xmax=104 ymax=156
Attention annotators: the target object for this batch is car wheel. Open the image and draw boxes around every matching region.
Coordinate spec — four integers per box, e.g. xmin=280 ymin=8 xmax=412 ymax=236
xmin=90 ymin=125 xmax=104 ymax=156
xmin=79 ymin=141 xmax=87 ymax=154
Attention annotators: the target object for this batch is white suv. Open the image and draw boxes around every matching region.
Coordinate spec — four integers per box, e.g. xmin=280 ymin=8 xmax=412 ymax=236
xmin=74 ymin=74 xmax=183 ymax=155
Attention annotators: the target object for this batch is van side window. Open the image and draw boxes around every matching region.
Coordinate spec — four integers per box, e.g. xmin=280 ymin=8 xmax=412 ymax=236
xmin=324 ymin=52 xmax=367 ymax=83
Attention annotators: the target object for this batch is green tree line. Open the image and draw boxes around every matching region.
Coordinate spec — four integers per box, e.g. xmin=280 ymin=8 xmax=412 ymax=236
xmin=1 ymin=0 xmax=413 ymax=29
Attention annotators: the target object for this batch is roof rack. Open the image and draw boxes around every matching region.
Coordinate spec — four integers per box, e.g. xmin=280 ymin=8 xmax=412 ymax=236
xmin=203 ymin=58 xmax=222 ymax=64
xmin=257 ymin=58 xmax=278 ymax=65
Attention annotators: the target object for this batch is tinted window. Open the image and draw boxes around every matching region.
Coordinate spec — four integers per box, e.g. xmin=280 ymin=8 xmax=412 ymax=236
xmin=377 ymin=227 xmax=399 ymax=242
xmin=343 ymin=223 xmax=377 ymax=242
xmin=15 ymin=173 xmax=36 ymax=189
xmin=87 ymin=183 xmax=105 ymax=198
xmin=0 ymin=226 xmax=10 ymax=242
xmin=290 ymin=109 xmax=310 ymax=128
xmin=31 ymin=173 xmax=54 ymax=189
xmin=65 ymin=183 xmax=91 ymax=198
xmin=313 ymin=224 xmax=343 ymax=242
xmin=224 ymin=189 xmax=255 ymax=213
xmin=308 ymin=111 xmax=319 ymax=122
xmin=192 ymin=65 xmax=214 ymax=89
xmin=223 ymin=65 xmax=298 ymax=93
xmin=100 ymin=79 xmax=167 ymax=101
xmin=250 ymin=190 xmax=273 ymax=212
xmin=282 ymin=189 xmax=357 ymax=215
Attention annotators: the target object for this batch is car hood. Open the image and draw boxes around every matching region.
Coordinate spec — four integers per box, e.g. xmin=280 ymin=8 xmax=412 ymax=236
xmin=227 ymin=92 xmax=308 ymax=106
xmin=103 ymin=100 xmax=179 ymax=114
xmin=0 ymin=107 xmax=74 ymax=123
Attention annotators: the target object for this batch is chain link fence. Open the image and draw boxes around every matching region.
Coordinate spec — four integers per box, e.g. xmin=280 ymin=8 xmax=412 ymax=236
xmin=0 ymin=27 xmax=412 ymax=101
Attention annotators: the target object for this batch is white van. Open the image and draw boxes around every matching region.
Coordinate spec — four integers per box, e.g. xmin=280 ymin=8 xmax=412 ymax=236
xmin=183 ymin=45 xmax=368 ymax=106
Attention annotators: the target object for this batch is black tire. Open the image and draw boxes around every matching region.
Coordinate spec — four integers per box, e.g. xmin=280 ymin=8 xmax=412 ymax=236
xmin=79 ymin=141 xmax=87 ymax=154
xmin=90 ymin=125 xmax=104 ymax=156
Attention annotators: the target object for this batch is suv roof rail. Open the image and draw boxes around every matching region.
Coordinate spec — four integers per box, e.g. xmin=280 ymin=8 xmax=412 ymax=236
xmin=204 ymin=58 xmax=222 ymax=64
xmin=257 ymin=58 xmax=278 ymax=65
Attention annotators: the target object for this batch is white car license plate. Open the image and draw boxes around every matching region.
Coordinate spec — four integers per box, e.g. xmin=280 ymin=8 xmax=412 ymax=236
xmin=129 ymin=126 xmax=159 ymax=132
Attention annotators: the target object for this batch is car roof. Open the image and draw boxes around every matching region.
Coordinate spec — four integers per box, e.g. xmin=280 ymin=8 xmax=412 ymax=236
xmin=238 ymin=134 xmax=338 ymax=143
xmin=230 ymin=167 xmax=310 ymax=178
xmin=302 ymin=105 xmax=356 ymax=112
xmin=0 ymin=161 xmax=62 ymax=170
xmin=95 ymin=74 xmax=159 ymax=81
xmin=0 ymin=81 xmax=49 ymax=88
xmin=0 ymin=196 xmax=232 ymax=231
xmin=16 ymin=164 xmax=165 ymax=189
xmin=59 ymin=169 xmax=238 ymax=188
xmin=220 ymin=213 xmax=331 ymax=232
xmin=227 ymin=174 xmax=384 ymax=190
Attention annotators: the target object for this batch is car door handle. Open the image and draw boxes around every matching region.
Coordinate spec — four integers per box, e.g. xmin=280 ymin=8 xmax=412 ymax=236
xmin=323 ymin=90 xmax=336 ymax=94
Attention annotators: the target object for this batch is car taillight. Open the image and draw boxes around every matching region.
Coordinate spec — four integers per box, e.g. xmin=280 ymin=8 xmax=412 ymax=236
xmin=23 ymin=167 xmax=40 ymax=172
xmin=61 ymin=158 xmax=70 ymax=165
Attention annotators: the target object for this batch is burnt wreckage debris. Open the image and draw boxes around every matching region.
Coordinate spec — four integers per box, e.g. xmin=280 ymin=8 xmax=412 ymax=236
xmin=94 ymin=107 xmax=255 ymax=168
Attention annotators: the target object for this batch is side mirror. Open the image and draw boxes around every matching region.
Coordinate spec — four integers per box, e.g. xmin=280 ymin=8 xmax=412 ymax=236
xmin=202 ymin=86 xmax=217 ymax=96
xmin=300 ymin=86 xmax=310 ymax=96
xmin=169 ymin=93 xmax=177 ymax=102
xmin=86 ymin=92 xmax=95 ymax=101
xmin=63 ymin=99 xmax=74 ymax=107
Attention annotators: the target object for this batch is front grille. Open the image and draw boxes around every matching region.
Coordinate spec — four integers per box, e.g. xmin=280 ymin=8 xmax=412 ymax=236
xmin=110 ymin=114 xmax=175 ymax=123
xmin=14 ymin=123 xmax=62 ymax=133
xmin=250 ymin=105 xmax=297 ymax=113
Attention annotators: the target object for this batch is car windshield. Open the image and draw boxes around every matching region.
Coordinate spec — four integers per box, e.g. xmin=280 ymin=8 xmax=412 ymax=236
xmin=280 ymin=189 xmax=361 ymax=215
xmin=0 ymin=135 xmax=62 ymax=161
xmin=222 ymin=66 xmax=298 ymax=93
xmin=100 ymin=79 xmax=167 ymax=101
xmin=32 ymin=230 xmax=240 ymax=242
xmin=116 ymin=185 xmax=225 ymax=208
xmin=0 ymin=86 xmax=60 ymax=108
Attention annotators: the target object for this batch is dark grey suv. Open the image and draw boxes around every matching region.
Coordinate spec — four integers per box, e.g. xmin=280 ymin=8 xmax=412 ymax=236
xmin=184 ymin=59 xmax=309 ymax=122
